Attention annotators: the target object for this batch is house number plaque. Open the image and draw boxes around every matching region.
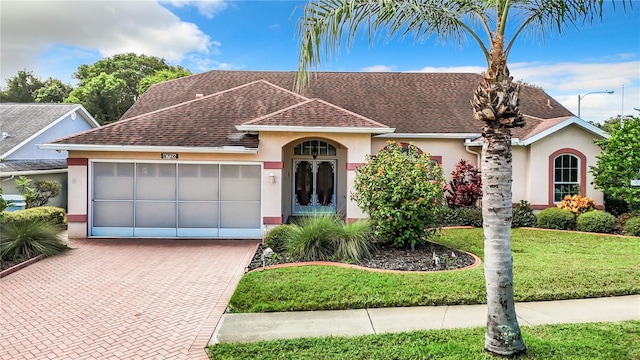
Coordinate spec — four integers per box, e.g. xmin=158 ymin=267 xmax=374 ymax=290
xmin=161 ymin=153 xmax=178 ymax=160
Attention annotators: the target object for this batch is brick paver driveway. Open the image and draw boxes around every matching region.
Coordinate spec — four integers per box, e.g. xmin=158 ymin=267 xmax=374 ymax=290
xmin=0 ymin=237 xmax=258 ymax=360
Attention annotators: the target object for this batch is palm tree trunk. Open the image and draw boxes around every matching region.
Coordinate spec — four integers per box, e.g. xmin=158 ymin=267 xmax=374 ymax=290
xmin=474 ymin=34 xmax=526 ymax=356
xmin=481 ymin=122 xmax=526 ymax=356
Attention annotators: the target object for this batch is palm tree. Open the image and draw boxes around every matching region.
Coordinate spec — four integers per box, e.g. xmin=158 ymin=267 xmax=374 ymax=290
xmin=296 ymin=0 xmax=627 ymax=355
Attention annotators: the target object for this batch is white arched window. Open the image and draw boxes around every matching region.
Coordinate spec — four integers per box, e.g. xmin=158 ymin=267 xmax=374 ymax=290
xmin=553 ymin=154 xmax=580 ymax=202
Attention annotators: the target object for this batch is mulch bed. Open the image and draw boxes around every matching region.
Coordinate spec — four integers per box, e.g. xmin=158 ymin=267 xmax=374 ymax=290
xmin=247 ymin=242 xmax=477 ymax=272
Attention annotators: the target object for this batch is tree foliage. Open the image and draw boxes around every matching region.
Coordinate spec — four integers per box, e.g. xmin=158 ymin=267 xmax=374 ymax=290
xmin=138 ymin=68 xmax=192 ymax=95
xmin=70 ymin=53 xmax=187 ymax=124
xmin=591 ymin=114 xmax=640 ymax=211
xmin=1 ymin=70 xmax=43 ymax=102
xmin=351 ymin=141 xmax=445 ymax=249
xmin=35 ymin=78 xmax=73 ymax=103
xmin=446 ymin=159 xmax=482 ymax=208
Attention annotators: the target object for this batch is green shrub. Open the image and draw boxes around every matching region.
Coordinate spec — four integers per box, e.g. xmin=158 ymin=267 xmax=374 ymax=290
xmin=439 ymin=207 xmax=483 ymax=227
xmin=14 ymin=176 xmax=62 ymax=209
xmin=623 ymin=217 xmax=640 ymax=236
xmin=537 ymin=207 xmax=575 ymax=230
xmin=459 ymin=207 xmax=483 ymax=227
xmin=0 ymin=219 xmax=70 ymax=261
xmin=333 ymin=220 xmax=374 ymax=262
xmin=575 ymin=210 xmax=616 ymax=233
xmin=1 ymin=206 xmax=66 ymax=227
xmin=264 ymin=225 xmax=292 ymax=253
xmin=512 ymin=201 xmax=537 ymax=228
xmin=351 ymin=141 xmax=446 ymax=248
xmin=286 ymin=214 xmax=341 ymax=261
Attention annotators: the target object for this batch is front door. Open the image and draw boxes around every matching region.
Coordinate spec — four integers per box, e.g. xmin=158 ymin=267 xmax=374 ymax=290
xmin=293 ymin=160 xmax=336 ymax=214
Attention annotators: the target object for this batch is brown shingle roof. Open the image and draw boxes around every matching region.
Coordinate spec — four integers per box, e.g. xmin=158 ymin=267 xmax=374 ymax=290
xmin=123 ymin=71 xmax=573 ymax=134
xmin=52 ymin=81 xmax=307 ymax=148
xmin=513 ymin=115 xmax=572 ymax=140
xmin=241 ymin=98 xmax=390 ymax=129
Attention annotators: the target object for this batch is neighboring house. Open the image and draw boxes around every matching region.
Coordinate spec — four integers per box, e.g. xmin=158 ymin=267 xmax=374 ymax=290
xmin=41 ymin=71 xmax=608 ymax=239
xmin=1 ymin=103 xmax=100 ymax=208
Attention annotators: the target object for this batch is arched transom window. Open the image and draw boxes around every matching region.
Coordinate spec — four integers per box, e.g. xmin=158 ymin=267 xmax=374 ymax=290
xmin=553 ymin=154 xmax=580 ymax=202
xmin=294 ymin=140 xmax=336 ymax=156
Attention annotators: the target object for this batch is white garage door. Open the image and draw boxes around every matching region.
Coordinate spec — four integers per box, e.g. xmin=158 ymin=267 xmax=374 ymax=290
xmin=91 ymin=162 xmax=262 ymax=238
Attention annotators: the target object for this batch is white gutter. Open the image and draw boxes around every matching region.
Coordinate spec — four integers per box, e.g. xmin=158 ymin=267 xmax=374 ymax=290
xmin=235 ymin=125 xmax=395 ymax=134
xmin=0 ymin=168 xmax=67 ymax=177
xmin=375 ymin=133 xmax=480 ymax=139
xmin=464 ymin=138 xmax=522 ymax=147
xmin=38 ymin=143 xmax=259 ymax=154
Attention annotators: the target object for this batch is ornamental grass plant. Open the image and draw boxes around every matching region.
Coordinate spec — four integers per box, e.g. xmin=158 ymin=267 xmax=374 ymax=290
xmin=0 ymin=219 xmax=70 ymax=262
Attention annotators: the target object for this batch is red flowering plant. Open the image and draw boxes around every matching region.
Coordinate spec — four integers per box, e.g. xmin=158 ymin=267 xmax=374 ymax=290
xmin=350 ymin=141 xmax=446 ymax=249
xmin=446 ymin=159 xmax=482 ymax=208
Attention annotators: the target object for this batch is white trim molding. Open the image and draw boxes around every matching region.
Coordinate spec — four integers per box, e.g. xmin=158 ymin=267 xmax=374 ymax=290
xmin=235 ymin=125 xmax=395 ymax=134
xmin=38 ymin=143 xmax=259 ymax=154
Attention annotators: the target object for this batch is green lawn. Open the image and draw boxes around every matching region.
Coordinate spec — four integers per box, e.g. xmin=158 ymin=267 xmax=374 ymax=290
xmin=228 ymin=228 xmax=640 ymax=313
xmin=208 ymin=321 xmax=640 ymax=360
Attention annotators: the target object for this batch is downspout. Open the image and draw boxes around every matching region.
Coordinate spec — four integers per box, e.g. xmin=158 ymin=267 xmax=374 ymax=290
xmin=464 ymin=139 xmax=481 ymax=170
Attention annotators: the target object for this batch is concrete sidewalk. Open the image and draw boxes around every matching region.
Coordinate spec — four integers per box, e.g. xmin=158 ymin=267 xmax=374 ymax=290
xmin=210 ymin=295 xmax=640 ymax=344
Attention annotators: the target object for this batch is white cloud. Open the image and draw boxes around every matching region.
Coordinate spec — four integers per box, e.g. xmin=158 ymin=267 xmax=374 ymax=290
xmin=160 ymin=0 xmax=227 ymax=19
xmin=406 ymin=59 xmax=639 ymax=123
xmin=361 ymin=65 xmax=396 ymax=72
xmin=0 ymin=0 xmax=219 ymax=82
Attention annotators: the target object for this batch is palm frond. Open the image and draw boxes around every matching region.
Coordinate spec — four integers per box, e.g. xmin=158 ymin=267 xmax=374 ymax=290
xmin=296 ymin=0 xmax=489 ymax=91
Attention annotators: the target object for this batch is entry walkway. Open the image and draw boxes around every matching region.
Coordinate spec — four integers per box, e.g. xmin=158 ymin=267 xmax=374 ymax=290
xmin=211 ymin=295 xmax=640 ymax=344
xmin=0 ymin=238 xmax=258 ymax=360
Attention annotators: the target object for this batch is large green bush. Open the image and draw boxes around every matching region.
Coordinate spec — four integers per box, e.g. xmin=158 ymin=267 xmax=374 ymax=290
xmin=623 ymin=216 xmax=640 ymax=236
xmin=575 ymin=210 xmax=616 ymax=233
xmin=536 ymin=207 xmax=575 ymax=230
xmin=1 ymin=206 xmax=66 ymax=227
xmin=351 ymin=141 xmax=446 ymax=248
xmin=264 ymin=225 xmax=292 ymax=253
xmin=0 ymin=219 xmax=70 ymax=261
xmin=512 ymin=201 xmax=537 ymax=228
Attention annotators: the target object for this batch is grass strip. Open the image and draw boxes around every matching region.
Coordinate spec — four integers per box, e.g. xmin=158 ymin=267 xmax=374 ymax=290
xmin=208 ymin=320 xmax=640 ymax=360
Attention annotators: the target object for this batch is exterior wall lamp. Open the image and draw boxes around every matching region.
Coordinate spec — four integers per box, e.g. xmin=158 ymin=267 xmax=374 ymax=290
xmin=269 ymin=172 xmax=276 ymax=184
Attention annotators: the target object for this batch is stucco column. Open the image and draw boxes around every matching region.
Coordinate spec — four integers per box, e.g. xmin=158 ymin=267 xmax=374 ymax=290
xmin=66 ymin=158 xmax=88 ymax=238
xmin=263 ymin=162 xmax=283 ymax=229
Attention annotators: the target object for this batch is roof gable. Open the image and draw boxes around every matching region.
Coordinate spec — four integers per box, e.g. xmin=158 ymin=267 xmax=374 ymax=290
xmin=50 ymin=80 xmax=309 ymax=149
xmin=238 ymin=98 xmax=392 ymax=133
xmin=0 ymin=103 xmax=98 ymax=158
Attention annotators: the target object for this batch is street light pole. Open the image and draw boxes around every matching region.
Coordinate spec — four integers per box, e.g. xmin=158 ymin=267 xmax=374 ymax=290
xmin=577 ymin=90 xmax=614 ymax=118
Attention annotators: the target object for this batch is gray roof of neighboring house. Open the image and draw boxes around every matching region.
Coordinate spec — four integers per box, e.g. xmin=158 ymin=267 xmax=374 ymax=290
xmin=0 ymin=103 xmax=81 ymax=156
xmin=0 ymin=159 xmax=68 ymax=174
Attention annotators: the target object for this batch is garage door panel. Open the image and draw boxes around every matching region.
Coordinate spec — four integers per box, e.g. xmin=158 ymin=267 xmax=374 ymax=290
xmin=178 ymin=202 xmax=219 ymax=228
xmin=135 ymin=202 xmax=177 ymax=227
xmin=93 ymin=163 xmax=134 ymax=200
xmin=220 ymin=202 xmax=260 ymax=228
xmin=93 ymin=201 xmax=134 ymax=227
xmin=136 ymin=164 xmax=176 ymax=201
xmin=179 ymin=164 xmax=219 ymax=201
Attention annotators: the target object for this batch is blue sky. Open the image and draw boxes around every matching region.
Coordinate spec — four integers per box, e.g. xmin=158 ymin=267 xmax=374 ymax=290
xmin=1 ymin=0 xmax=638 ymax=123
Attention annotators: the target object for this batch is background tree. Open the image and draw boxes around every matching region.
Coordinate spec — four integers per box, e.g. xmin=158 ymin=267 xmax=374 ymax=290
xmin=65 ymin=73 xmax=130 ymax=124
xmin=1 ymin=70 xmax=44 ymax=102
xmin=34 ymin=78 xmax=73 ymax=103
xmin=138 ymin=68 xmax=192 ymax=95
xmin=69 ymin=53 xmax=186 ymax=124
xmin=296 ymin=0 xmax=626 ymax=355
xmin=591 ymin=113 xmax=640 ymax=211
